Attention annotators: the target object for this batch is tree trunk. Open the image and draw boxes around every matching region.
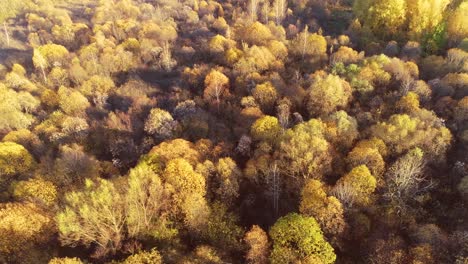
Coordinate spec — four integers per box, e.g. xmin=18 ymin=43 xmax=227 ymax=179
xmin=3 ymin=22 xmax=10 ymax=47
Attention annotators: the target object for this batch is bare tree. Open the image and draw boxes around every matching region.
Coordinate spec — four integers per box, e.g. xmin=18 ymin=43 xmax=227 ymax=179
xmin=272 ymin=0 xmax=287 ymax=25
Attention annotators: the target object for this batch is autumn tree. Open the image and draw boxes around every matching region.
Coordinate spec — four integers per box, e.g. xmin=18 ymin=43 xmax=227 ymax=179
xmin=162 ymin=158 xmax=209 ymax=231
xmin=269 ymin=213 xmax=336 ymax=264
xmin=333 ymin=165 xmax=377 ymax=208
xmin=144 ymin=108 xmax=177 ymax=139
xmin=277 ymin=119 xmax=332 ymax=181
xmin=0 ymin=0 xmax=26 ymax=46
xmin=353 ymin=0 xmax=407 ymax=40
xmin=385 ymin=148 xmax=430 ymax=210
xmin=0 ymin=84 xmax=39 ymax=132
xmin=244 ymin=225 xmax=270 ymax=264
xmin=0 ymin=141 xmax=35 ymax=187
xmin=33 ymin=44 xmax=70 ymax=82
xmin=0 ymin=202 xmax=54 ymax=256
xmin=203 ymin=69 xmax=230 ymax=112
xmin=447 ymin=2 xmax=468 ymax=44
xmin=57 ymin=179 xmax=126 ymax=257
xmin=54 ymin=144 xmax=99 ymax=187
xmin=48 ymin=257 xmax=84 ymax=264
xmin=125 ymin=163 xmax=175 ymax=240
xmin=300 ymin=180 xmax=346 ymax=238
xmin=122 ymin=248 xmax=162 ymax=264
xmin=250 ymin=115 xmax=281 ymax=142
xmin=252 ymin=81 xmax=278 ymax=112
xmin=306 ymin=74 xmax=352 ymax=117
xmin=214 ymin=157 xmax=241 ymax=205
xmin=12 ymin=177 xmax=57 ymax=207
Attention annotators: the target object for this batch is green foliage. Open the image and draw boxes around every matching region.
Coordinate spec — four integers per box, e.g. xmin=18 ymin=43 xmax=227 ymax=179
xmin=269 ymin=213 xmax=336 ymax=264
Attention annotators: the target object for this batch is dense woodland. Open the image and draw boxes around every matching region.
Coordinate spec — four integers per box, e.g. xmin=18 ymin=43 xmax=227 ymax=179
xmin=0 ymin=0 xmax=467 ymax=263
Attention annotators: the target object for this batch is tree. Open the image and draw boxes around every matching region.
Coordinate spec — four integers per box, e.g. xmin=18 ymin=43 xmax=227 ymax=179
xmin=333 ymin=165 xmax=376 ymax=208
xmin=0 ymin=0 xmax=26 ymax=46
xmin=277 ymin=119 xmax=332 ymax=181
xmin=33 ymin=44 xmax=70 ymax=82
xmin=80 ymin=75 xmax=115 ymax=107
xmin=245 ymin=225 xmax=270 ymax=264
xmin=406 ymin=0 xmax=450 ymax=41
xmin=269 ymin=213 xmax=336 ymax=264
xmin=0 ymin=141 xmax=35 ymax=186
xmin=447 ymin=2 xmax=468 ymax=44
xmin=252 ymin=81 xmax=278 ymax=112
xmin=306 ymin=74 xmax=352 ymax=117
xmin=354 ymin=0 xmax=407 ymax=40
xmin=48 ymin=257 xmax=84 ymax=264
xmin=122 ymin=248 xmax=162 ymax=264
xmin=58 ymin=86 xmax=90 ymax=116
xmin=12 ymin=177 xmax=57 ymax=207
xmin=0 ymin=202 xmax=54 ymax=255
xmin=385 ymin=148 xmax=430 ymax=209
xmin=162 ymin=158 xmax=209 ymax=230
xmin=214 ymin=157 xmax=241 ymax=205
xmin=125 ymin=163 xmax=175 ymax=240
xmin=144 ymin=108 xmax=176 ymax=139
xmin=371 ymin=114 xmax=452 ymax=157
xmin=57 ymin=179 xmax=126 ymax=257
xmin=272 ymin=0 xmax=287 ymax=25
xmin=250 ymin=115 xmax=281 ymax=142
xmin=324 ymin=110 xmax=359 ymax=150
xmin=346 ymin=146 xmax=385 ymax=181
xmin=54 ymin=144 xmax=99 ymax=187
xmin=300 ymin=180 xmax=346 ymax=238
xmin=0 ymin=84 xmax=38 ymax=132
xmin=203 ymin=69 xmax=230 ymax=112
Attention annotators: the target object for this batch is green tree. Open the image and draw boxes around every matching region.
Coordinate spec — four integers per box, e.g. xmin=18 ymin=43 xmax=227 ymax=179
xmin=269 ymin=213 xmax=336 ymax=264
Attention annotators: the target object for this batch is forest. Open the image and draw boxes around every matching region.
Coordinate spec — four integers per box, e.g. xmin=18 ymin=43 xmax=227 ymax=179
xmin=0 ymin=0 xmax=467 ymax=263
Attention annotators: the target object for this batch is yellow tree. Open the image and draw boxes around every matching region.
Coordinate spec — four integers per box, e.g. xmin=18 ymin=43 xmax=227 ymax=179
xmin=269 ymin=213 xmax=336 ymax=264
xmin=250 ymin=115 xmax=281 ymax=142
xmin=447 ymin=2 xmax=468 ymax=44
xmin=162 ymin=158 xmax=209 ymax=231
xmin=333 ymin=165 xmax=377 ymax=208
xmin=306 ymin=74 xmax=352 ymax=117
xmin=278 ymin=118 xmax=332 ymax=181
xmin=203 ymin=69 xmax=230 ymax=112
xmin=0 ymin=141 xmax=35 ymax=186
xmin=244 ymin=225 xmax=270 ymax=264
xmin=300 ymin=180 xmax=346 ymax=238
xmin=0 ymin=202 xmax=54 ymax=256
xmin=406 ymin=0 xmax=450 ymax=40
xmin=57 ymin=179 xmax=126 ymax=257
